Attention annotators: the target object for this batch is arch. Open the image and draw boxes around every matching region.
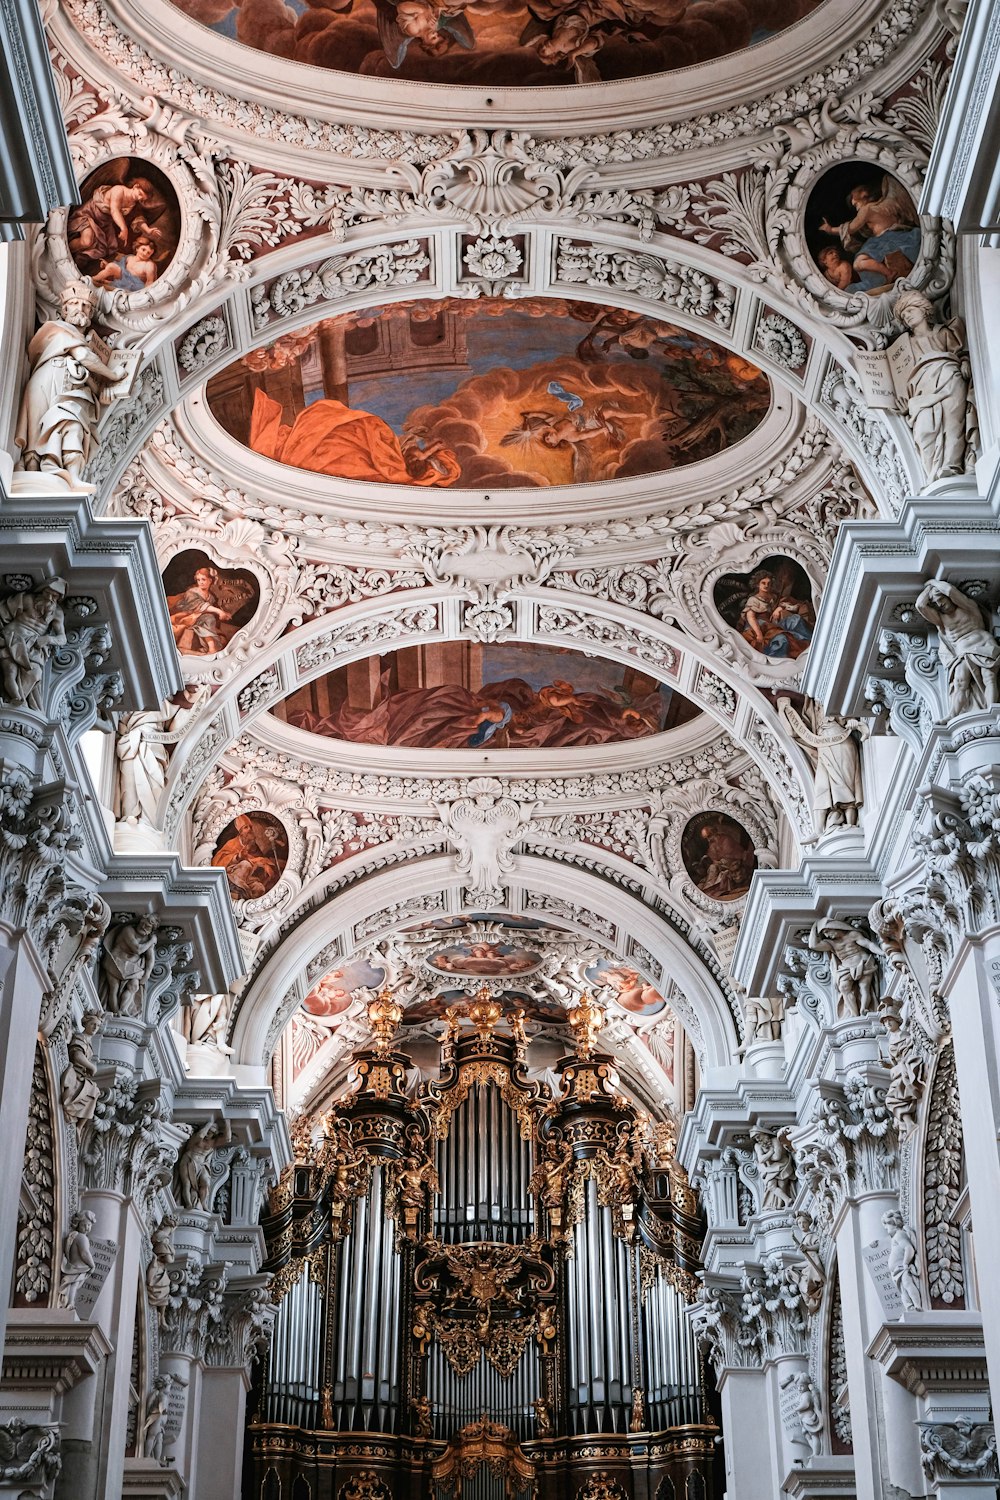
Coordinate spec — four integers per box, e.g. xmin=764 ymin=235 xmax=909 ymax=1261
xmin=160 ymin=585 xmax=816 ymax=845
xmin=86 ymin=220 xmax=919 ymax=509
xmin=230 ymin=852 xmax=743 ymax=1076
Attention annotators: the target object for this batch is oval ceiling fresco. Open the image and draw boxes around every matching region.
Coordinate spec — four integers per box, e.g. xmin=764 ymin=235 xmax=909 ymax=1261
xmin=170 ymin=0 xmax=823 ymax=86
xmin=272 ymin=641 xmax=701 ymax=749
xmin=205 ymin=298 xmax=771 ymax=489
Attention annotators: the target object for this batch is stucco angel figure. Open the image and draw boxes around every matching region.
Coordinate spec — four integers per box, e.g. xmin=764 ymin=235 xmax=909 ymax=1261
xmin=783 ymin=1372 xmax=824 ymax=1456
xmin=14 ymin=282 xmax=131 ymax=487
xmin=894 ymin=290 xmax=977 ymax=483
xmin=779 ymin=699 xmax=869 ymax=835
xmin=915 ymin=579 xmax=1000 ymax=716
xmin=0 ymin=576 xmax=67 ymax=707
xmin=434 ymin=779 xmax=540 ymax=906
xmin=808 ymin=919 xmax=882 ymax=1018
xmin=99 ymin=915 xmax=159 ymax=1016
xmin=60 ymin=1010 xmax=103 ymax=1124
xmin=57 ymin=1209 xmax=97 ymax=1309
xmin=882 ymin=1209 xmax=922 ymax=1310
xmin=177 ymin=1117 xmax=232 ymax=1211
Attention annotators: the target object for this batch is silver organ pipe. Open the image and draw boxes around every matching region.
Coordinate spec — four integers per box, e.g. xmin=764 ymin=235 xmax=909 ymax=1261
xmin=332 ymin=1165 xmax=401 ymax=1430
xmin=642 ymin=1264 xmax=704 ymax=1428
xmin=266 ymin=1263 xmax=323 ymax=1427
xmin=565 ymin=1176 xmax=635 ymax=1434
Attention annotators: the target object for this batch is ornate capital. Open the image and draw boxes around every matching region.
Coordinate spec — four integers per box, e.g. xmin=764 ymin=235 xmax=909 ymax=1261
xmin=918 ymin=1419 xmax=998 ymax=1483
xmin=0 ymin=1420 xmax=61 ymax=1489
xmin=911 ymin=765 xmax=1000 ymax=950
xmin=691 ymin=1283 xmax=763 ymax=1377
xmin=204 ymin=1284 xmax=276 ymax=1369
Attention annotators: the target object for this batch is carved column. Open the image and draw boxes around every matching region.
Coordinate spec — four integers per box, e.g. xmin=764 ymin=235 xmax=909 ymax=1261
xmin=198 ymin=1285 xmax=274 ymax=1500
xmin=794 ymin=1057 xmax=925 ymax=1500
xmin=912 ymin=737 xmax=1000 ymax=1412
xmin=693 ymin=1286 xmax=774 ymax=1500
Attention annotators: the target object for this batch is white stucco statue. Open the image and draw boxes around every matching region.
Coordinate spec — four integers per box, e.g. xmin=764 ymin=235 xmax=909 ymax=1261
xmin=779 ymin=699 xmax=868 ymax=835
xmin=182 ymin=992 xmax=233 ymax=1052
xmin=145 ymin=1217 xmax=176 ymax=1311
xmin=882 ymin=1209 xmax=922 ymax=1310
xmin=809 ymin=919 xmax=882 ymax=1018
xmin=142 ymin=1375 xmax=172 ymax=1463
xmin=915 ymin=579 xmax=1000 ymax=716
xmin=789 ymin=1373 xmax=824 ymax=1456
xmin=14 ymin=282 xmax=130 ymax=487
xmin=60 ymin=1010 xmax=103 ymax=1124
xmin=751 ymin=1127 xmax=796 ymax=1211
xmin=744 ymin=994 xmax=784 ymax=1044
xmin=0 ymin=577 xmax=67 ymax=706
xmin=57 ymin=1210 xmax=96 ymax=1309
xmin=99 ymin=915 xmax=159 ymax=1016
xmin=894 ymin=290 xmax=976 ymax=483
xmin=177 ymin=1117 xmax=232 ymax=1210
xmin=114 ymin=687 xmax=210 ymax=827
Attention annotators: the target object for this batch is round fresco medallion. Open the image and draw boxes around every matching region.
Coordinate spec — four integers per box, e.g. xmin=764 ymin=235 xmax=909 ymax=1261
xmin=805 ymin=163 xmax=921 ymax=297
xmin=206 ymin=298 xmax=770 ymax=490
xmin=680 ymin=812 xmax=757 ymax=903
xmin=68 ymin=159 xmax=181 ymax=291
xmin=211 ymin=811 xmax=288 ymax=901
xmin=586 ymin=957 xmax=666 ymax=1017
xmin=712 ymin=555 xmax=814 ymax=661
xmin=168 ymin=0 xmax=824 ymax=87
xmin=426 ymin=941 xmax=542 ymax=977
xmin=273 ymin=641 xmax=700 ymax=750
xmin=162 ymin=549 xmax=260 ymax=656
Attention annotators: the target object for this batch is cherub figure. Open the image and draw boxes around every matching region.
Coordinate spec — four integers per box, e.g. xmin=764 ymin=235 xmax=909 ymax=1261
xmin=501 ymin=381 xmax=628 ymax=480
xmin=375 ymin=0 xmax=475 ymax=65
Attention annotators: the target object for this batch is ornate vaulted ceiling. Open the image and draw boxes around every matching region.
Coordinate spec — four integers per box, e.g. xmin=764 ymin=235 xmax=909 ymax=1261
xmin=33 ymin=0 xmax=962 ymax=1108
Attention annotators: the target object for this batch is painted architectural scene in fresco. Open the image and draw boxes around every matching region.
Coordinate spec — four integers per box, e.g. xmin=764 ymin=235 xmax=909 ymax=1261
xmin=68 ymin=159 xmax=181 ymax=289
xmin=712 ymin=554 xmax=814 ymax=659
xmin=273 ymin=641 xmax=700 ymax=749
xmin=302 ymin=957 xmax=386 ymax=1017
xmin=680 ymin=811 xmax=757 ymax=901
xmin=206 ymin=299 xmax=770 ymax=489
xmin=585 ymin=957 xmax=667 ymax=1017
xmin=162 ymin=549 xmax=259 ymax=655
xmin=211 ymin=811 xmax=289 ymax=900
xmin=805 ymin=164 xmax=921 ymax=295
xmin=426 ymin=941 xmax=543 ymax=976
xmin=170 ymin=0 xmax=822 ymax=86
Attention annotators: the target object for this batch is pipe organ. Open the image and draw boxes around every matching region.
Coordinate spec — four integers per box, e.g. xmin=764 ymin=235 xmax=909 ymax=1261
xmin=248 ymin=993 xmax=717 ymax=1498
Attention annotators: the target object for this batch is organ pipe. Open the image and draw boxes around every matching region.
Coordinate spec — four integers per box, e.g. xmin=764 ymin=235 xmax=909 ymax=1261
xmin=252 ymin=994 xmax=717 ymax=1498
